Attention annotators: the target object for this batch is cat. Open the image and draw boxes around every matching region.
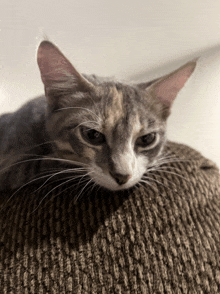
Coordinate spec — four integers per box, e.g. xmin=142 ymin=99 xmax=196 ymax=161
xmin=0 ymin=41 xmax=196 ymax=192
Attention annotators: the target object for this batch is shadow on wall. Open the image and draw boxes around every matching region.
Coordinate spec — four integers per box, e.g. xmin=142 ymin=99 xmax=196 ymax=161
xmin=128 ymin=44 xmax=220 ymax=83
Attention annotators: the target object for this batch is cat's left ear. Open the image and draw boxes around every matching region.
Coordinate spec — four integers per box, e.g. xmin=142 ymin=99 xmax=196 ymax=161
xmin=138 ymin=60 xmax=197 ymax=117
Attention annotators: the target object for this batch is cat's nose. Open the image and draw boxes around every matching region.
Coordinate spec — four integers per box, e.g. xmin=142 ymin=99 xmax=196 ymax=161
xmin=110 ymin=172 xmax=131 ymax=185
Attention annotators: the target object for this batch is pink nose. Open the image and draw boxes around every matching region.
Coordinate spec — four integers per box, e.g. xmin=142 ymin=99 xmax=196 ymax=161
xmin=110 ymin=172 xmax=131 ymax=185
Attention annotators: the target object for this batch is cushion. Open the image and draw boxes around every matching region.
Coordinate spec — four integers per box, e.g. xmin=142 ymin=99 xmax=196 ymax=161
xmin=0 ymin=141 xmax=220 ymax=293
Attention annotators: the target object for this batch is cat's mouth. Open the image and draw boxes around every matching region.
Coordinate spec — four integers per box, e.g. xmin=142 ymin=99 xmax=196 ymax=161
xmin=89 ymin=167 xmax=144 ymax=191
xmin=92 ymin=175 xmax=137 ymax=191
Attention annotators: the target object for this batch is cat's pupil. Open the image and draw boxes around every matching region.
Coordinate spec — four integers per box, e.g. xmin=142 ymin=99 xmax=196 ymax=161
xmin=80 ymin=127 xmax=106 ymax=146
xmin=136 ymin=132 xmax=156 ymax=148
xmin=88 ymin=130 xmax=100 ymax=139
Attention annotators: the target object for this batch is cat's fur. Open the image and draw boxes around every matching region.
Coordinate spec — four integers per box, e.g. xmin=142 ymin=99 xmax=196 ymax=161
xmin=0 ymin=41 xmax=196 ymax=191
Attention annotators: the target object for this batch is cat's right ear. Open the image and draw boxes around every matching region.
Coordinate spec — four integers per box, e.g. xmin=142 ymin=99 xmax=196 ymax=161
xmin=37 ymin=41 xmax=93 ymax=108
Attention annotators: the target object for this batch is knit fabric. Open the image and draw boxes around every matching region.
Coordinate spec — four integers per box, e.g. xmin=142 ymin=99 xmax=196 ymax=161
xmin=0 ymin=141 xmax=220 ymax=294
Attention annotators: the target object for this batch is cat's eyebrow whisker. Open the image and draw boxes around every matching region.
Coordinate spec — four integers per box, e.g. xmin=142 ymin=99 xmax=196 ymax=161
xmin=83 ymin=93 xmax=102 ymax=120
xmin=70 ymin=120 xmax=101 ymax=132
xmin=57 ymin=106 xmax=101 ymax=122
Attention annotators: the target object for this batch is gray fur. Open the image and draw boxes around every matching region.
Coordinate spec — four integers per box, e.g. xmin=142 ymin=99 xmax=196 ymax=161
xmin=0 ymin=41 xmax=196 ymax=191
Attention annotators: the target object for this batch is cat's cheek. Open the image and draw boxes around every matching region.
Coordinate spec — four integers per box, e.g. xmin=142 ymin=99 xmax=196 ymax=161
xmin=134 ymin=155 xmax=149 ymax=183
xmin=87 ymin=164 xmax=120 ymax=190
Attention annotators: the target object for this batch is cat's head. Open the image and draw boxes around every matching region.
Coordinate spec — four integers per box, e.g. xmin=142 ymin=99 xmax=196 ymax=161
xmin=37 ymin=41 xmax=196 ymax=191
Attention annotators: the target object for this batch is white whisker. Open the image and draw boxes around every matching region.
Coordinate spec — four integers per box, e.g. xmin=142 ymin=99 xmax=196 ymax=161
xmin=137 ymin=181 xmax=154 ymax=190
xmin=70 ymin=120 xmax=100 ymax=132
xmin=0 ymin=156 xmax=88 ymax=174
xmin=148 ymin=169 xmax=188 ymax=181
xmin=147 ymin=165 xmax=182 ymax=173
xmin=143 ymin=173 xmax=175 ymax=187
xmin=0 ymin=140 xmax=55 ymax=164
xmin=57 ymin=106 xmax=101 ymax=122
xmin=0 ymin=172 xmax=61 ymax=212
xmin=41 ymin=175 xmax=90 ymax=209
xmin=141 ymin=177 xmax=167 ymax=188
xmin=74 ymin=178 xmax=93 ymax=203
xmin=29 ymin=177 xmax=78 ymax=214
xmin=33 ymin=167 xmax=88 ymax=193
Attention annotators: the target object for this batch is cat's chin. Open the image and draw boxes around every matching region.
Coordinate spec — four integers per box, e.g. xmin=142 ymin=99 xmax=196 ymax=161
xmin=93 ymin=177 xmax=138 ymax=191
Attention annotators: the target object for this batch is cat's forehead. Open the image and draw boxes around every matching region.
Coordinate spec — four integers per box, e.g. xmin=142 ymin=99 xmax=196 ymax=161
xmin=94 ymin=84 xmax=158 ymax=145
xmin=104 ymin=86 xmax=125 ymax=126
xmin=97 ymin=84 xmax=155 ymax=128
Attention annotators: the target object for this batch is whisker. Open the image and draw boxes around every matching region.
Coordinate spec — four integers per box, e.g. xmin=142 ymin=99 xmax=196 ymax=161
xmin=154 ymin=154 xmax=192 ymax=165
xmin=148 ymin=169 xmax=189 ymax=182
xmin=0 ymin=156 xmax=88 ymax=174
xmin=40 ymin=177 xmax=86 ymax=210
xmin=30 ymin=169 xmax=94 ymax=214
xmin=154 ymin=158 xmax=191 ymax=166
xmin=147 ymin=165 xmax=182 ymax=173
xmin=71 ymin=169 xmax=94 ymax=190
xmin=57 ymin=106 xmax=101 ymax=122
xmin=87 ymin=95 xmax=102 ymax=120
xmin=29 ymin=177 xmax=78 ymax=214
xmin=90 ymin=181 xmax=98 ymax=194
xmin=140 ymin=177 xmax=168 ymax=189
xmin=70 ymin=120 xmax=100 ymax=132
xmin=143 ymin=173 xmax=175 ymax=188
xmin=137 ymin=181 xmax=154 ymax=190
xmin=0 ymin=140 xmax=55 ymax=162
xmin=32 ymin=171 xmax=92 ymax=210
xmin=0 ymin=172 xmax=62 ymax=212
xmin=74 ymin=178 xmax=94 ymax=203
xmin=33 ymin=167 xmax=88 ymax=193
xmin=44 ymin=173 xmax=92 ymax=208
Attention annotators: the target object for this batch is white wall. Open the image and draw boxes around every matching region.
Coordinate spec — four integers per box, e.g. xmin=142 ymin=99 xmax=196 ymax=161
xmin=1 ymin=0 xmax=220 ymax=167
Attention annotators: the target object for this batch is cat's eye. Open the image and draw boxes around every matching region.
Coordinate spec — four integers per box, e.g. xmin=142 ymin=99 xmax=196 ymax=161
xmin=136 ymin=132 xmax=157 ymax=148
xmin=80 ymin=126 xmax=106 ymax=146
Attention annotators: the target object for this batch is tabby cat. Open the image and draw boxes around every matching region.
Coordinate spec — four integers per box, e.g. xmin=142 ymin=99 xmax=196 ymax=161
xmin=0 ymin=41 xmax=196 ymax=192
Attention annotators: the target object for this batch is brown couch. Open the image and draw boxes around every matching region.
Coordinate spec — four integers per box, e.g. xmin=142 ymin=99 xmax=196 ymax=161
xmin=0 ymin=142 xmax=220 ymax=293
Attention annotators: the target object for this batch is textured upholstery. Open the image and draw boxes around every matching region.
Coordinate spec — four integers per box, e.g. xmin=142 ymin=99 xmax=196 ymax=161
xmin=0 ymin=142 xmax=220 ymax=293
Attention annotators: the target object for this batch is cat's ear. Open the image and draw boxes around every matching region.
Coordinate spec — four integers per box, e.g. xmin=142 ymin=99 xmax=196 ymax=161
xmin=37 ymin=41 xmax=93 ymax=108
xmin=136 ymin=77 xmax=161 ymax=90
xmin=140 ymin=60 xmax=197 ymax=118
